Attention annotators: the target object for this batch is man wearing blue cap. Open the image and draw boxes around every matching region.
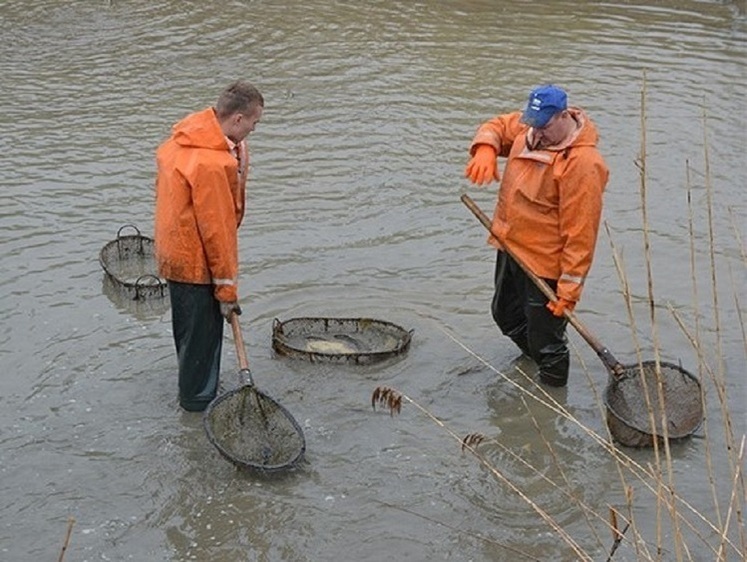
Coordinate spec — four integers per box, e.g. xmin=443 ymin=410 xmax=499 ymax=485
xmin=464 ymin=85 xmax=609 ymax=387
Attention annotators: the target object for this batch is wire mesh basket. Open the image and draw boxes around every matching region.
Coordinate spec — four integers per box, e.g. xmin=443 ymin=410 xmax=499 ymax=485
xmin=272 ymin=317 xmax=412 ymax=364
xmin=99 ymin=224 xmax=167 ymax=300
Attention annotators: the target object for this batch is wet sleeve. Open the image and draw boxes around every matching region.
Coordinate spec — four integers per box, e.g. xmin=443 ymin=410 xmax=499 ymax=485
xmin=556 ymin=150 xmax=609 ymax=302
xmin=191 ymin=158 xmax=239 ymax=302
xmin=469 ymin=111 xmax=525 ymax=158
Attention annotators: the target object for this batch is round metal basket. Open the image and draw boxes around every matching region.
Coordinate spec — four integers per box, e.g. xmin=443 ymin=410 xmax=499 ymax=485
xmin=99 ymin=224 xmax=167 ymax=300
xmin=272 ymin=317 xmax=412 ymax=364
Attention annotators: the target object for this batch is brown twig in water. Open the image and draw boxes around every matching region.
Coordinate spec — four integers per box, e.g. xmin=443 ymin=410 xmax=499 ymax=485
xmin=371 ymin=386 xmax=402 ymax=416
xmin=606 ymin=507 xmax=631 ymax=561
xmin=460 ymin=432 xmax=486 ymax=452
xmin=57 ymin=516 xmax=75 ymax=562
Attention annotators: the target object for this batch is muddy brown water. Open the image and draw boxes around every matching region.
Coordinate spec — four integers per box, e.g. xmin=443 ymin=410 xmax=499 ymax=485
xmin=1 ymin=1 xmax=745 ymax=560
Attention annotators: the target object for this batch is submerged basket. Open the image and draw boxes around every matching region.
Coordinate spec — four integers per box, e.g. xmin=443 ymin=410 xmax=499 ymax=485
xmin=272 ymin=317 xmax=412 ymax=364
xmin=99 ymin=224 xmax=167 ymax=300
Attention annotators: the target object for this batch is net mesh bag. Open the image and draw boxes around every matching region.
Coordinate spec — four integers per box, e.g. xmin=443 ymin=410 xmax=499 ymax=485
xmin=604 ymin=361 xmax=703 ymax=447
xmin=204 ymin=386 xmax=305 ymax=473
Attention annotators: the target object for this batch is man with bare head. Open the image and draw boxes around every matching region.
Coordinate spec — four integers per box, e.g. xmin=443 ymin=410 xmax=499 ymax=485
xmin=155 ymin=80 xmax=263 ymax=412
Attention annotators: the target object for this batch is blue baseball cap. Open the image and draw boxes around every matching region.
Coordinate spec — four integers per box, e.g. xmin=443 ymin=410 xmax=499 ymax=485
xmin=520 ymin=85 xmax=568 ymax=128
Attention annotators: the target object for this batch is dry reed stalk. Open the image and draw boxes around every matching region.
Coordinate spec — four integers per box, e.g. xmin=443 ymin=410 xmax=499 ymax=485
xmin=716 ymin=436 xmax=746 ymax=560
xmin=727 ymin=207 xmax=746 ymax=264
xmin=372 ymin=384 xmax=594 ymax=560
xmin=668 ymin=305 xmax=746 ymax=553
xmin=521 ymin=393 xmax=608 ymax=550
xmin=57 ymin=516 xmax=75 ymax=562
xmin=728 ymin=264 xmax=747 ymax=360
xmin=600 ymin=225 xmax=655 ymax=551
xmin=725 ymin=264 xmax=747 ymax=557
xmin=685 ymin=158 xmax=746 ymax=558
xmin=701 ymin=108 xmax=741 ymax=479
xmin=598 ymin=226 xmax=656 ymax=558
xmin=688 ymin=106 xmax=744 ymax=557
xmin=638 ymin=71 xmax=683 ymax=561
xmin=437 ymin=323 xmax=737 ymax=558
xmin=603 ymin=152 xmax=741 ymax=559
xmin=624 ymin=486 xmax=646 ymax=560
xmin=632 ymin=75 xmax=665 ymax=470
xmin=603 ymin=224 xmax=668 ymax=559
xmin=722 ymin=276 xmax=747 ymax=554
xmin=601 ymin=220 xmax=709 ymax=558
xmin=685 ymin=161 xmax=723 ymax=534
xmin=600 ymin=92 xmax=744 ymax=559
xmin=606 ymin=506 xmax=630 ymax=561
xmin=574 ymin=335 xmax=660 ymax=559
xmin=370 ymin=498 xmax=543 ymax=561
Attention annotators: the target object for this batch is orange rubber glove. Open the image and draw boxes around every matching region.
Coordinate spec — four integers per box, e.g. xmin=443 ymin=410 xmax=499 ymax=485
xmin=464 ymin=145 xmax=500 ymax=185
xmin=546 ymin=298 xmax=575 ymax=318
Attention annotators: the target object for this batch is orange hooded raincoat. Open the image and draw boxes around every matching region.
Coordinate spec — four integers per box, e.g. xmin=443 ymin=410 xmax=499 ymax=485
xmin=469 ymin=108 xmax=609 ymax=303
xmin=155 ymin=107 xmax=249 ymax=303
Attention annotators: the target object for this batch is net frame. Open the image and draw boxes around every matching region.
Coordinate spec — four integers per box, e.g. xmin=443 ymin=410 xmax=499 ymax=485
xmin=203 ymin=384 xmax=306 ymax=473
xmin=604 ymin=360 xmax=703 ymax=448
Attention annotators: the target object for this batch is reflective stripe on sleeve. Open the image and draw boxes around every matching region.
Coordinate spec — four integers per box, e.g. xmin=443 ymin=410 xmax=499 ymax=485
xmin=212 ymin=277 xmax=236 ymax=287
xmin=560 ymin=273 xmax=585 ymax=285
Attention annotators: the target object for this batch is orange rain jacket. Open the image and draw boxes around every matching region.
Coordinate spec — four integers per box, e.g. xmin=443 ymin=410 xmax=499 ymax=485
xmin=469 ymin=108 xmax=609 ymax=303
xmin=155 ymin=107 xmax=249 ymax=303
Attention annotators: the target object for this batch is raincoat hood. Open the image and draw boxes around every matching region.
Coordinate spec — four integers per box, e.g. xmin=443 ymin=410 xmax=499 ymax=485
xmin=529 ymin=108 xmax=600 ymax=152
xmin=563 ymin=108 xmax=600 ymax=148
xmin=171 ymin=108 xmax=229 ymax=151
